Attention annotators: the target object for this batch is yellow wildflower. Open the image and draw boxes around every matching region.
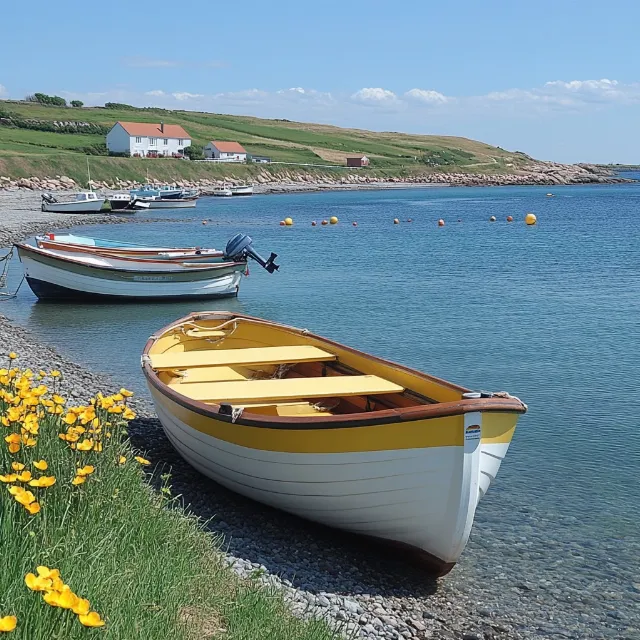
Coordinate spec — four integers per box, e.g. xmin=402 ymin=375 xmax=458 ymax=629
xmin=72 ymin=598 xmax=91 ymax=616
xmin=118 ymin=455 xmax=126 ymax=465
xmin=76 ymin=465 xmax=94 ymax=477
xmin=6 ymin=407 xmax=23 ymax=422
xmin=0 ymin=474 xmax=18 ymax=483
xmin=8 ymin=443 xmax=20 ymax=454
xmin=16 ymin=471 xmax=32 ymax=483
xmin=49 ymin=370 xmax=61 ymax=378
xmin=107 ymin=405 xmax=123 ymax=414
xmin=43 ymin=591 xmax=60 ymax=607
xmin=4 ymin=433 xmax=20 ymax=445
xmin=0 ymin=418 xmax=8 ymax=427
xmin=94 ymin=441 xmax=103 ymax=453
xmin=25 ymin=502 xmax=40 ymax=515
xmin=29 ymin=476 xmax=56 ymax=488
xmin=123 ymin=408 xmax=136 ymax=420
xmin=11 ymin=462 xmax=24 ymax=471
xmin=25 ymin=572 xmax=52 ymax=592
xmin=14 ymin=490 xmax=36 ymax=506
xmin=7 ymin=485 xmax=23 ymax=496
xmin=21 ymin=435 xmax=37 ymax=448
xmin=39 ymin=370 xmax=46 ymax=377
xmin=78 ymin=612 xmax=105 ymax=628
xmin=62 ymin=412 xmax=77 ymax=425
xmin=0 ymin=615 xmax=17 ymax=632
xmin=112 ymin=393 xmax=124 ymax=402
xmin=100 ymin=396 xmax=115 ymax=409
xmin=76 ymin=439 xmax=94 ymax=452
xmin=56 ymin=586 xmax=78 ymax=610
xmin=52 ymin=394 xmax=66 ymax=405
xmin=36 ymin=566 xmax=59 ymax=580
xmin=8 ymin=352 xmax=17 ymax=360
xmin=135 ymin=456 xmax=150 ymax=466
xmin=33 ymin=460 xmax=47 ymax=471
xmin=71 ymin=476 xmax=85 ymax=486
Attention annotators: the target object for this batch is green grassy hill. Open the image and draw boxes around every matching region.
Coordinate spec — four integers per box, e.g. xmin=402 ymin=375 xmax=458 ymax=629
xmin=0 ymin=99 xmax=533 ymax=183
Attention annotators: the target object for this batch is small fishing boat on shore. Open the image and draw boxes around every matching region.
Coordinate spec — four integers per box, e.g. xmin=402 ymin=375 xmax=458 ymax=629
xmin=41 ymin=192 xmax=106 ymax=213
xmin=142 ymin=197 xmax=197 ymax=209
xmin=213 ymin=187 xmax=233 ymax=197
xmin=36 ymin=234 xmax=224 ymax=262
xmin=16 ymin=234 xmax=278 ymax=301
xmin=142 ymin=312 xmax=527 ymax=574
xmin=130 ymin=184 xmax=184 ymax=199
xmin=107 ymin=194 xmax=150 ymax=212
xmin=230 ymin=184 xmax=253 ymax=196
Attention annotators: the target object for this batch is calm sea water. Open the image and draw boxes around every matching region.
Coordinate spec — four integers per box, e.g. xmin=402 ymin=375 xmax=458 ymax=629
xmin=2 ymin=184 xmax=639 ymax=633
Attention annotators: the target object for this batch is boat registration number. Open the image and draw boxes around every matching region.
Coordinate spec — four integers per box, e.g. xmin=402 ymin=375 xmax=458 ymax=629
xmin=132 ymin=275 xmax=171 ymax=282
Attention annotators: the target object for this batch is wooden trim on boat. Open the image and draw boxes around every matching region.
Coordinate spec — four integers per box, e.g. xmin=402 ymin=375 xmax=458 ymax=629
xmin=142 ymin=312 xmax=528 ymax=430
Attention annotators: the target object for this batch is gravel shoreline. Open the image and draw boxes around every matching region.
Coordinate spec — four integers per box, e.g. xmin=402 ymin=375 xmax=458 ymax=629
xmin=2 ymin=189 xmax=636 ymax=640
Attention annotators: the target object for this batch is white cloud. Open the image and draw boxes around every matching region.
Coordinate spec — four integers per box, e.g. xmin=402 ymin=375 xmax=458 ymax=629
xmin=172 ymin=92 xmax=204 ymax=101
xmin=351 ymin=87 xmax=398 ymax=104
xmin=145 ymin=89 xmax=166 ymax=97
xmin=404 ymin=88 xmax=449 ymax=104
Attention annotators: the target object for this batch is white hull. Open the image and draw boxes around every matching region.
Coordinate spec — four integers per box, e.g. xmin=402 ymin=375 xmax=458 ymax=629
xmin=19 ymin=252 xmax=243 ymax=300
xmin=231 ymin=185 xmax=253 ymax=196
xmin=149 ymin=388 xmax=510 ymax=565
xmin=41 ymin=199 xmax=106 ymax=213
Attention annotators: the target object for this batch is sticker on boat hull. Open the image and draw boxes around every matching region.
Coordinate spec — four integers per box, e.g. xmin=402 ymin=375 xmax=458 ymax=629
xmin=465 ymin=424 xmax=481 ymax=440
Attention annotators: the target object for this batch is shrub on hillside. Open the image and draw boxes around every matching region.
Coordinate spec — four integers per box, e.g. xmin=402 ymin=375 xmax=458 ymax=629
xmin=79 ymin=143 xmax=108 ymax=156
xmin=33 ymin=93 xmax=67 ymax=107
xmin=183 ymin=145 xmax=204 ymax=160
xmin=70 ymin=100 xmax=84 ymax=108
xmin=104 ymin=102 xmax=136 ymax=110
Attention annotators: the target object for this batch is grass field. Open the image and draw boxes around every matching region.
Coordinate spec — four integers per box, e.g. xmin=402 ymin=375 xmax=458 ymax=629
xmin=0 ymin=99 xmax=533 ymax=183
xmin=0 ymin=358 xmax=337 ymax=640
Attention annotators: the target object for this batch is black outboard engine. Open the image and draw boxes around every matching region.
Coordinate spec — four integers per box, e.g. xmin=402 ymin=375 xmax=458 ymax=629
xmin=224 ymin=233 xmax=279 ymax=274
xmin=41 ymin=193 xmax=58 ymax=204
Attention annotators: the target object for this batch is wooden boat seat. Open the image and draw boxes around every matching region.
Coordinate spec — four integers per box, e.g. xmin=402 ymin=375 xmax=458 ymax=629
xmin=178 ymin=375 xmax=404 ymax=403
xmin=150 ymin=345 xmax=337 ymax=371
xmin=167 ymin=366 xmax=247 ymax=385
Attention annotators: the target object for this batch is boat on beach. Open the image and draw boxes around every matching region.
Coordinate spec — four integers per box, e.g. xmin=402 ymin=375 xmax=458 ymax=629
xmin=36 ymin=234 xmax=224 ymax=262
xmin=230 ymin=184 xmax=253 ymax=196
xmin=142 ymin=312 xmax=527 ymax=574
xmin=41 ymin=192 xmax=106 ymax=213
xmin=15 ymin=234 xmax=278 ymax=301
xmin=141 ymin=197 xmax=197 ymax=209
xmin=212 ymin=187 xmax=233 ymax=197
xmin=107 ymin=194 xmax=150 ymax=211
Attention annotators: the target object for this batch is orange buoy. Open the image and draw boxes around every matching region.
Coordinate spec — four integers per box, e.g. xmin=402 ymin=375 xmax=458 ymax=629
xmin=438 ymin=219 xmax=445 ymax=227
xmin=506 ymin=215 xmax=514 ymax=222
xmin=393 ymin=218 xmax=400 ymax=224
xmin=489 ymin=216 xmax=496 ymax=222
xmin=311 ymin=221 xmax=317 ymax=226
xmin=352 ymin=222 xmax=358 ymax=227
xmin=279 ymin=220 xmax=286 ymax=226
xmin=321 ymin=220 xmax=328 ymax=226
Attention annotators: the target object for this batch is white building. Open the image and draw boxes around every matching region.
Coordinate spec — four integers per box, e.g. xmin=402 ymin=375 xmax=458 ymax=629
xmin=106 ymin=121 xmax=191 ymax=157
xmin=204 ymin=141 xmax=247 ymax=162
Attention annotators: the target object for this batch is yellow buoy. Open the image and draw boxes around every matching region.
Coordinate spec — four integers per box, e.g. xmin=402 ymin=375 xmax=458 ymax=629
xmin=489 ymin=216 xmax=496 ymax=222
xmin=329 ymin=216 xmax=338 ymax=225
xmin=438 ymin=219 xmax=445 ymax=227
xmin=284 ymin=217 xmax=293 ymax=226
xmin=393 ymin=218 xmax=400 ymax=225
xmin=525 ymin=213 xmax=537 ymax=225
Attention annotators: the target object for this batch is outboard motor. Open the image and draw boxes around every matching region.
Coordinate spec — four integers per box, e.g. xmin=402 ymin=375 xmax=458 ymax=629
xmin=41 ymin=193 xmax=58 ymax=204
xmin=224 ymin=233 xmax=279 ymax=274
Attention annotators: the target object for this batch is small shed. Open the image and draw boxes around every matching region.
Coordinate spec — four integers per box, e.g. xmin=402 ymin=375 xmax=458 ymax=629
xmin=204 ymin=141 xmax=247 ymax=162
xmin=346 ymin=155 xmax=370 ymax=167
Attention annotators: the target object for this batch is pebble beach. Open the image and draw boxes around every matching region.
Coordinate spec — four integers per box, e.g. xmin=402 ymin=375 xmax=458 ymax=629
xmin=2 ymin=187 xmax=638 ymax=640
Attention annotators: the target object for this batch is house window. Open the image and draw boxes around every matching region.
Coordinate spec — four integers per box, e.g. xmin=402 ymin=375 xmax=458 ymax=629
xmin=163 ymin=139 xmax=168 ymax=145
xmin=135 ymin=137 xmax=142 ymax=143
xmin=178 ymin=139 xmax=183 ymax=146
xmin=149 ymin=138 xmax=156 ymax=145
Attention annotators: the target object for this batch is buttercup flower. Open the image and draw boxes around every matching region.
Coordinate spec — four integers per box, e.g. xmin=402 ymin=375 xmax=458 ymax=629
xmin=76 ymin=465 xmax=94 ymax=477
xmin=72 ymin=598 xmax=91 ymax=616
xmin=14 ymin=490 xmax=36 ymax=506
xmin=56 ymin=586 xmax=79 ymax=610
xmin=8 ymin=353 xmax=17 ymax=360
xmin=33 ymin=460 xmax=47 ymax=471
xmin=62 ymin=412 xmax=77 ymax=425
xmin=36 ymin=566 xmax=59 ymax=580
xmin=43 ymin=591 xmax=60 ymax=607
xmin=25 ymin=572 xmax=52 ymax=592
xmin=78 ymin=612 xmax=105 ymax=628
xmin=123 ymin=408 xmax=136 ymax=420
xmin=135 ymin=456 xmax=150 ymax=466
xmin=25 ymin=502 xmax=40 ymax=515
xmin=7 ymin=485 xmax=24 ymax=496
xmin=71 ymin=476 xmax=86 ymax=486
xmin=29 ymin=476 xmax=56 ymax=488
xmin=0 ymin=474 xmax=17 ymax=483
xmin=49 ymin=370 xmax=61 ymax=378
xmin=118 ymin=455 xmax=126 ymax=465
xmin=10 ymin=462 xmax=24 ymax=472
xmin=16 ymin=471 xmax=32 ymax=483
xmin=0 ymin=615 xmax=17 ymax=632
xmin=76 ymin=439 xmax=94 ymax=452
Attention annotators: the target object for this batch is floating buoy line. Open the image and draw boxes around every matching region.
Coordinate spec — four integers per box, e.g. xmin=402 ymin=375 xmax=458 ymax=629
xmin=0 ymin=247 xmax=25 ymax=301
xmin=280 ymin=215 xmax=538 ymax=227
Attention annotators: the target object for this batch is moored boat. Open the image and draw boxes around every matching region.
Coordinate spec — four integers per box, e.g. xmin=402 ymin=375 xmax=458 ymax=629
xmin=212 ymin=188 xmax=233 ymax=197
xmin=107 ymin=194 xmax=150 ymax=211
xmin=142 ymin=312 xmax=527 ymax=574
xmin=141 ymin=197 xmax=197 ymax=209
xmin=130 ymin=184 xmax=184 ymax=199
xmin=230 ymin=184 xmax=253 ymax=196
xmin=41 ymin=192 xmax=106 ymax=213
xmin=36 ymin=234 xmax=224 ymax=262
xmin=15 ymin=235 xmax=278 ymax=301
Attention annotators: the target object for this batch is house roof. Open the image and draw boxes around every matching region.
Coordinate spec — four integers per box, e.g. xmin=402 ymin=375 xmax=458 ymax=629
xmin=116 ymin=122 xmax=190 ymax=139
xmin=209 ymin=141 xmax=247 ymax=153
xmin=347 ymin=155 xmax=368 ymax=159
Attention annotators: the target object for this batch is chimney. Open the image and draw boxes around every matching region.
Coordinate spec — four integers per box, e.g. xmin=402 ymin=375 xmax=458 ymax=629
xmin=160 ymin=121 xmax=164 ymax=133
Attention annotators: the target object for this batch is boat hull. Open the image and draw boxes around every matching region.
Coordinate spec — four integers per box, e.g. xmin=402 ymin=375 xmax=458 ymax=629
xmin=17 ymin=246 xmax=244 ymax=301
xmin=231 ymin=186 xmax=253 ymax=196
xmin=146 ymin=199 xmax=197 ymax=209
xmin=146 ymin=384 xmax=517 ymax=574
xmin=41 ymin=200 xmax=106 ymax=213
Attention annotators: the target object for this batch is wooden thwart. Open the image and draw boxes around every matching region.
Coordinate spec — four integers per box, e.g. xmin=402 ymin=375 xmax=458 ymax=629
xmin=168 ymin=366 xmax=247 ymax=385
xmin=178 ymin=375 xmax=404 ymax=403
xmin=150 ymin=345 xmax=337 ymax=370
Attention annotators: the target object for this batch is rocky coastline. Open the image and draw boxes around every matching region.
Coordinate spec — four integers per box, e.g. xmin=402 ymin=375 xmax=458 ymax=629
xmin=0 ymin=159 xmax=632 ymax=196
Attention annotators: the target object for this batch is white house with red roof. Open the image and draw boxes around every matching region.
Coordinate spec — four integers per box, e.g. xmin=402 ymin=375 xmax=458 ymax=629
xmin=106 ymin=121 xmax=191 ymax=157
xmin=204 ymin=141 xmax=247 ymax=162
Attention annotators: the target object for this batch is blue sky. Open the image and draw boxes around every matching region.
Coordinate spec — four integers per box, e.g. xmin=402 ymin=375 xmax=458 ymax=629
xmin=2 ymin=0 xmax=640 ymax=163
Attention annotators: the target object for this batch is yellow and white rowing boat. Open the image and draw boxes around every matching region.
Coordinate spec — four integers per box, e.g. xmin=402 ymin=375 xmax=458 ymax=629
xmin=142 ymin=312 xmax=527 ymax=575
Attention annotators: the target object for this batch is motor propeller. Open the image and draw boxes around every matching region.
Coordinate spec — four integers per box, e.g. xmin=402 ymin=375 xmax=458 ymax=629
xmin=224 ymin=233 xmax=279 ymax=274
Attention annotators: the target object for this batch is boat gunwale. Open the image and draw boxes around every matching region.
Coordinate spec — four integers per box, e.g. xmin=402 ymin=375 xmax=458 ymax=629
xmin=142 ymin=312 xmax=528 ymax=429
xmin=15 ymin=243 xmax=245 ymax=275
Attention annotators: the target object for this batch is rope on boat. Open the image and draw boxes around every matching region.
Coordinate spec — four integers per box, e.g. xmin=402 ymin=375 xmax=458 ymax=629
xmin=0 ymin=247 xmax=25 ymax=301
